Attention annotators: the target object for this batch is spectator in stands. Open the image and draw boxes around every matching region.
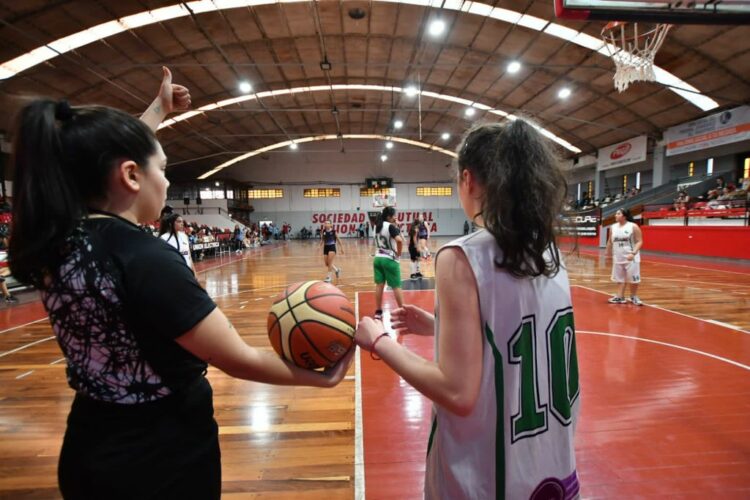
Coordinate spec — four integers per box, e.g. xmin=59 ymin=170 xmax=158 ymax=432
xmin=232 ymin=224 xmax=244 ymax=253
xmin=673 ymin=189 xmax=690 ymax=211
xmin=159 ymin=213 xmax=194 ymax=273
xmin=0 ymin=234 xmax=18 ymax=303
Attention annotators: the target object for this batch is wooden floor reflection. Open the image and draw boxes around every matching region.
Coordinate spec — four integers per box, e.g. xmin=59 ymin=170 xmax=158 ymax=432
xmin=0 ymin=237 xmax=748 ymax=498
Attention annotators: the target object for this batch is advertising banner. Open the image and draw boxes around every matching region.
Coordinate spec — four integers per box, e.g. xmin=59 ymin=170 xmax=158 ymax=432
xmin=665 ymin=105 xmax=750 ymax=157
xmin=561 ymin=208 xmax=601 ymax=237
xmin=598 ymin=135 xmax=648 ymax=170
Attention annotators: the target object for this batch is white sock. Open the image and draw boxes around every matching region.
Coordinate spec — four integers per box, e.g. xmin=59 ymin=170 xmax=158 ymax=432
xmin=416 ymin=262 xmax=421 ymax=273
xmin=410 ymin=262 xmax=416 ymax=274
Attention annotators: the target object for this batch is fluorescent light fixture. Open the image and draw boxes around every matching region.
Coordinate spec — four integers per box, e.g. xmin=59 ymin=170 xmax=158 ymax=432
xmin=380 ymin=154 xmax=388 ymax=162
xmin=465 ymin=107 xmax=476 ymax=117
xmin=507 ymin=61 xmax=521 ymax=73
xmin=239 ymin=81 xmax=252 ymax=93
xmin=159 ymin=84 xmax=581 ymax=153
xmin=428 ymin=20 xmax=446 ymax=36
xmin=558 ymin=88 xmax=572 ymax=99
xmin=394 ymin=120 xmax=404 ymax=129
xmin=386 ymin=141 xmax=394 ymax=149
xmin=289 ymin=142 xmax=298 ymax=150
xmin=441 ymin=132 xmax=450 ymax=140
xmin=404 ymin=86 xmax=419 ymax=97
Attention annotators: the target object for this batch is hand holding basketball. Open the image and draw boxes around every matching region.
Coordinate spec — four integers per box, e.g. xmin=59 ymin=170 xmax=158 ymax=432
xmin=318 ymin=347 xmax=355 ymax=387
xmin=390 ymin=304 xmax=435 ymax=336
xmin=354 ymin=317 xmax=385 ymax=352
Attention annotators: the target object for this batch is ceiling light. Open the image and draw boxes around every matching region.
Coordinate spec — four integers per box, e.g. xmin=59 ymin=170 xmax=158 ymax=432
xmin=380 ymin=154 xmax=388 ymax=162
xmin=215 ymin=181 xmax=220 ymax=187
xmin=394 ymin=120 xmax=403 ymax=129
xmin=238 ymin=81 xmax=252 ymax=93
xmin=465 ymin=107 xmax=476 ymax=117
xmin=441 ymin=132 xmax=450 ymax=140
xmin=558 ymin=88 xmax=572 ymax=99
xmin=429 ymin=20 xmax=446 ymax=37
xmin=290 ymin=142 xmax=298 ymax=150
xmin=404 ymin=86 xmax=419 ymax=97
xmin=386 ymin=141 xmax=394 ymax=149
xmin=507 ymin=61 xmax=521 ymax=73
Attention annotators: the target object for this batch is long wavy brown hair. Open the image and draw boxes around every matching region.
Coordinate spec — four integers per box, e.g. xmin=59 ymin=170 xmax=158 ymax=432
xmin=456 ymin=119 xmax=567 ymax=278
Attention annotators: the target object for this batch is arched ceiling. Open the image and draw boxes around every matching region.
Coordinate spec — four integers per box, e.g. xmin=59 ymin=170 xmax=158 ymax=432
xmin=0 ymin=0 xmax=748 ymax=182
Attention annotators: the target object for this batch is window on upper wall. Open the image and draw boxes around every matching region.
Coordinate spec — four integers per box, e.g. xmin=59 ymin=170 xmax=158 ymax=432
xmin=360 ymin=187 xmax=392 ymax=197
xmin=416 ymin=186 xmax=453 ymax=196
xmin=304 ymin=188 xmax=341 ymax=198
xmin=622 ymin=175 xmax=628 ymax=193
xmin=688 ymin=161 xmax=695 ymax=177
xmin=246 ymin=189 xmax=283 ymax=199
xmin=744 ymin=157 xmax=749 ymax=179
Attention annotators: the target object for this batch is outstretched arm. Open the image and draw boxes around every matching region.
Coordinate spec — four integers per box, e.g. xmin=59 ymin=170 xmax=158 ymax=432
xmin=176 ymin=307 xmax=353 ymax=387
xmin=141 ymin=66 xmax=192 ymax=132
xmin=355 ymin=248 xmax=482 ymax=415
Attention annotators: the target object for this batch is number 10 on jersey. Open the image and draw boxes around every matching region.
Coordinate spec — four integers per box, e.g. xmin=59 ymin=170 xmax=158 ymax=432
xmin=508 ymin=308 xmax=579 ymax=442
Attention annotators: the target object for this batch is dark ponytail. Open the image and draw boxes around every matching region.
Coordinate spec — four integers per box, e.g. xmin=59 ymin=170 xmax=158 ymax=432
xmin=456 ymin=118 xmax=567 ymax=278
xmin=159 ymin=213 xmax=179 ymax=238
xmin=376 ymin=206 xmax=396 ymax=233
xmin=9 ymin=99 xmax=158 ymax=288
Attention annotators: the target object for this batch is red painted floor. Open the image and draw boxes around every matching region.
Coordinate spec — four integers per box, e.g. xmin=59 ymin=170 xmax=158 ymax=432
xmin=357 ymin=286 xmax=750 ymax=498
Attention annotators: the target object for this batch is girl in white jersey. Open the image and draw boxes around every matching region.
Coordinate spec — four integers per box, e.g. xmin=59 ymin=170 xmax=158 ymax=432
xmin=372 ymin=206 xmax=404 ymax=320
xmin=159 ymin=213 xmax=195 ymax=273
xmin=607 ymin=208 xmax=643 ymax=305
xmin=355 ymin=119 xmax=580 ymax=499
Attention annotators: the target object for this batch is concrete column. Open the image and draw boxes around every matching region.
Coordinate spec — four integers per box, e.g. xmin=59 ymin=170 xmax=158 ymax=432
xmin=652 ymin=145 xmax=667 ymax=187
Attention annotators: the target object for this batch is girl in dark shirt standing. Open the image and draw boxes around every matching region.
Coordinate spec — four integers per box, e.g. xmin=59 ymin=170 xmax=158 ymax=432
xmin=8 ymin=67 xmax=352 ymax=499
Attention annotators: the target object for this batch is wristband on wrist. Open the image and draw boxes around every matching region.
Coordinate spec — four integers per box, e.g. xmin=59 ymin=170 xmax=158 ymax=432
xmin=370 ymin=333 xmax=390 ymax=361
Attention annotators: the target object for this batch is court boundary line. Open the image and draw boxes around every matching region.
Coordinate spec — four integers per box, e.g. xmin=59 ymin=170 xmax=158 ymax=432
xmin=578 ymin=330 xmax=749 ymax=371
xmin=354 ymin=292 xmax=365 ymax=500
xmin=0 ymin=317 xmax=49 ymax=336
xmin=572 ymin=284 xmax=750 ymax=335
xmin=0 ymin=336 xmax=55 ymax=359
xmin=573 ymin=247 xmax=750 ymax=276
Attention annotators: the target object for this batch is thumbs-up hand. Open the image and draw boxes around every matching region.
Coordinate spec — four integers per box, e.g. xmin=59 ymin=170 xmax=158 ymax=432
xmin=158 ymin=66 xmax=191 ymax=114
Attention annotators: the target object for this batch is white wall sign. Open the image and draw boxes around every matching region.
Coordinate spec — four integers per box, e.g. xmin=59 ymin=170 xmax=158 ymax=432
xmin=665 ymin=105 xmax=750 ymax=157
xmin=597 ymin=135 xmax=648 ymax=171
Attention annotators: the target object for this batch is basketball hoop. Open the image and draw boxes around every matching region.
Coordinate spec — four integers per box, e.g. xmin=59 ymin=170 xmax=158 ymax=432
xmin=601 ymin=21 xmax=672 ymax=92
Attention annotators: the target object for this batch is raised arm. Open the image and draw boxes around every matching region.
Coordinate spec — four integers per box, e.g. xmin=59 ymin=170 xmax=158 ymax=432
xmin=140 ymin=66 xmax=192 ymax=132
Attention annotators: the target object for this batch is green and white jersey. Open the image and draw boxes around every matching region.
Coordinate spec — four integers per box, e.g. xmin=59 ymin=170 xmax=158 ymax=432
xmin=425 ymin=229 xmax=580 ymax=500
xmin=374 ymin=221 xmax=400 ymax=261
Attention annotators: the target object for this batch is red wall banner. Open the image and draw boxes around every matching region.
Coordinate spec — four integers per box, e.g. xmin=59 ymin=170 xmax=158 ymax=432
xmin=311 ymin=211 xmax=438 ymax=235
xmin=641 ymin=226 xmax=750 ymax=259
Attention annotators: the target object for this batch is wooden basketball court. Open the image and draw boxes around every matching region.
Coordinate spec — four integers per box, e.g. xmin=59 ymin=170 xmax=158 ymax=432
xmin=1 ymin=237 xmax=748 ymax=498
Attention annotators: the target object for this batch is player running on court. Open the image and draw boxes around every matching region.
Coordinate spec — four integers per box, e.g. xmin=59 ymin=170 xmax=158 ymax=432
xmin=320 ymin=220 xmax=343 ymax=283
xmin=356 ymin=119 xmax=580 ymax=499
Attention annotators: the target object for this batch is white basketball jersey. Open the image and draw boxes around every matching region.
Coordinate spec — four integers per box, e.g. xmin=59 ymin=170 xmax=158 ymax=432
xmin=611 ymin=221 xmax=640 ymax=265
xmin=425 ymin=230 xmax=580 ymax=500
xmin=374 ymin=221 xmax=399 ymax=261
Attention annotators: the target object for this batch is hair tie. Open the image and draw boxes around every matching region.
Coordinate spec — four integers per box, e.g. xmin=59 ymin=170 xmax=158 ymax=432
xmin=55 ymin=99 xmax=74 ymax=122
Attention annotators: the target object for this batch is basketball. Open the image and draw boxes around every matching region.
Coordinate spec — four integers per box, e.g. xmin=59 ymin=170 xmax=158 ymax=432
xmin=267 ymin=280 xmax=355 ymax=369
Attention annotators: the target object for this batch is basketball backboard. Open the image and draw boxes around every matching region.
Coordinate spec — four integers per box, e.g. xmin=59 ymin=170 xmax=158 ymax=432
xmin=554 ymin=0 xmax=750 ymax=24
xmin=372 ymin=188 xmax=397 ymax=208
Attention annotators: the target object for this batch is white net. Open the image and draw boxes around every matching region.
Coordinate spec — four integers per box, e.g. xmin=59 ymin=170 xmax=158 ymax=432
xmin=601 ymin=22 xmax=672 ymax=92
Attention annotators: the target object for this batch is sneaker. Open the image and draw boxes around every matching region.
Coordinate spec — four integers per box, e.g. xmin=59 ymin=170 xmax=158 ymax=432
xmin=324 ymin=276 xmax=332 ymax=283
xmin=608 ymin=296 xmax=626 ymax=304
xmin=374 ymin=310 xmax=383 ymax=320
xmin=5 ymin=295 xmax=18 ymax=303
xmin=630 ymin=296 xmax=643 ymax=306
xmin=410 ymin=273 xmax=417 ymax=279
xmin=335 ymin=267 xmax=341 ymax=279
xmin=415 ymin=272 xmax=423 ymax=278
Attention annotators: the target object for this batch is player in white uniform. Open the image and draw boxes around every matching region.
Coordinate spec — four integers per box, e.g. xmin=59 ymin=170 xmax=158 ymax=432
xmin=355 ymin=120 xmax=580 ymax=499
xmin=607 ymin=208 xmax=643 ymax=305
xmin=159 ymin=213 xmax=195 ymax=273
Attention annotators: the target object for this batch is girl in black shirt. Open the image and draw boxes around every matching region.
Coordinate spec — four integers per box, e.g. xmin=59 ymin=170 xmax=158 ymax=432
xmin=8 ymin=67 xmax=353 ymax=499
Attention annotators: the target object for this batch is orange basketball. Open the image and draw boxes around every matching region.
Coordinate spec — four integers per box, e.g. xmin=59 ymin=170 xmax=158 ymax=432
xmin=267 ymin=280 xmax=355 ymax=369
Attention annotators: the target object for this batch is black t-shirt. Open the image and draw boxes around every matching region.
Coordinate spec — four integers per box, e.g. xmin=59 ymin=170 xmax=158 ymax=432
xmin=43 ymin=214 xmax=216 ymax=404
